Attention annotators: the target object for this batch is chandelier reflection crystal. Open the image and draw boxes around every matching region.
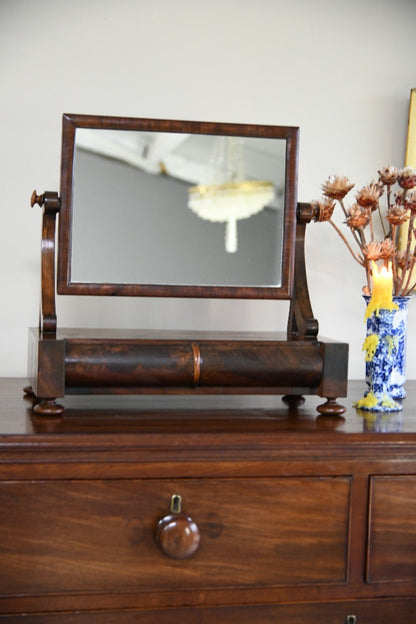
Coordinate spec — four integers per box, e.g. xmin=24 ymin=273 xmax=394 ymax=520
xmin=187 ymin=137 xmax=275 ymax=253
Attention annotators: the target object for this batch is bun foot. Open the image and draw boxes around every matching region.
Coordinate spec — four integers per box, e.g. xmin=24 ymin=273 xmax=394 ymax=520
xmin=282 ymin=394 xmax=305 ymax=407
xmin=33 ymin=399 xmax=64 ymax=416
xmin=23 ymin=385 xmax=35 ymax=398
xmin=317 ymin=398 xmax=346 ymax=416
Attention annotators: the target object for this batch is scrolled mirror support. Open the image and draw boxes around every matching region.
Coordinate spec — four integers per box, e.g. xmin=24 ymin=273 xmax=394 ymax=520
xmin=287 ymin=202 xmax=319 ymax=340
xmin=32 ymin=190 xmax=60 ymax=335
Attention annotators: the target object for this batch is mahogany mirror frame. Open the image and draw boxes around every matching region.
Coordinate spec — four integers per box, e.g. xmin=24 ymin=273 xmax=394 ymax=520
xmin=57 ymin=114 xmax=299 ymax=300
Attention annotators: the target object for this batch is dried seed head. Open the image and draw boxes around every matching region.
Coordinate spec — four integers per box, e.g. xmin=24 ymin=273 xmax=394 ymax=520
xmin=398 ymin=166 xmax=416 ymax=190
xmin=386 ymin=204 xmax=409 ymax=225
xmin=365 ymin=241 xmax=382 ymax=261
xmin=312 ymin=198 xmax=336 ymax=221
xmin=396 ymin=250 xmax=410 ymax=271
xmin=322 ymin=175 xmax=354 ymax=200
xmin=346 ymin=203 xmax=370 ymax=229
xmin=380 ymin=238 xmax=395 ymax=260
xmin=355 ymin=182 xmax=383 ymax=208
xmin=404 ymin=189 xmax=416 ymax=213
xmin=378 ymin=165 xmax=398 ymax=186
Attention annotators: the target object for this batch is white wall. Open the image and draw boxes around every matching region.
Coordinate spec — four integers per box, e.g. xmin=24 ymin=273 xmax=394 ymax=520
xmin=1 ymin=0 xmax=416 ymax=380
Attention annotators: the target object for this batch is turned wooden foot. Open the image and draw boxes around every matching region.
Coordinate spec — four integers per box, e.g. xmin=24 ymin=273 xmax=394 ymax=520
xmin=317 ymin=398 xmax=346 ymax=416
xmin=33 ymin=399 xmax=64 ymax=416
xmin=23 ymin=385 xmax=35 ymax=397
xmin=282 ymin=394 xmax=305 ymax=407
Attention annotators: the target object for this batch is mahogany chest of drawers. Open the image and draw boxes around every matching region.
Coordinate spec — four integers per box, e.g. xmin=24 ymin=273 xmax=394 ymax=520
xmin=1 ymin=379 xmax=416 ymax=622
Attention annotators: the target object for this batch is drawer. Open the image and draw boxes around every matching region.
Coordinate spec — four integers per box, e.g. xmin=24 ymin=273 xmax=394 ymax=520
xmin=367 ymin=475 xmax=416 ymax=582
xmin=2 ymin=600 xmax=416 ymax=624
xmin=0 ymin=477 xmax=350 ymax=597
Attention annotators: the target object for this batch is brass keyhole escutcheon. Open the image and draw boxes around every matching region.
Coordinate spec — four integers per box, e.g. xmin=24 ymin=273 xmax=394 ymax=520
xmin=155 ymin=494 xmax=200 ymax=559
xmin=170 ymin=493 xmax=182 ymax=514
xmin=346 ymin=616 xmax=357 ymax=624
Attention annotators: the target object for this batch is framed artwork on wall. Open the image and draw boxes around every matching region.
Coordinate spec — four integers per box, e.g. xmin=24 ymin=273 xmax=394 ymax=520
xmin=406 ymin=87 xmax=416 ymax=167
xmin=398 ymin=88 xmax=416 ymax=255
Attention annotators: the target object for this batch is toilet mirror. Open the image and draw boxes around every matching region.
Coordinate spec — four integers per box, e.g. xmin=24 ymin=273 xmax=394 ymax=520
xmin=57 ymin=114 xmax=299 ymax=299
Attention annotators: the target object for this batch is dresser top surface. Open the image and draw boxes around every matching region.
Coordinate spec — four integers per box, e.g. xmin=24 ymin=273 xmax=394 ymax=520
xmin=1 ymin=378 xmax=416 ymax=443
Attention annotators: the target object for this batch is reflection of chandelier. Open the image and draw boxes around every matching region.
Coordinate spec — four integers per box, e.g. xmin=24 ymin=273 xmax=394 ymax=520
xmin=187 ymin=137 xmax=275 ymax=253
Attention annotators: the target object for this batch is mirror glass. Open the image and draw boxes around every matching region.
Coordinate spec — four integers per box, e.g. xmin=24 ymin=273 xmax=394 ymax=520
xmin=58 ymin=116 xmax=298 ymax=299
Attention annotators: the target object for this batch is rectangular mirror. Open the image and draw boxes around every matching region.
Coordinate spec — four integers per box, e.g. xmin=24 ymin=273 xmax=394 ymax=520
xmin=57 ymin=115 xmax=299 ymax=299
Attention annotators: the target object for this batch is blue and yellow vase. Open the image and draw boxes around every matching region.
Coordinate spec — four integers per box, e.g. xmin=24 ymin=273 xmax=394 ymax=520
xmin=356 ymin=296 xmax=409 ymax=412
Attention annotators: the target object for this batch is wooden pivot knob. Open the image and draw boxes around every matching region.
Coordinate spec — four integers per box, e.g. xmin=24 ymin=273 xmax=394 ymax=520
xmin=31 ymin=190 xmax=44 ymax=207
xmin=155 ymin=494 xmax=200 ymax=559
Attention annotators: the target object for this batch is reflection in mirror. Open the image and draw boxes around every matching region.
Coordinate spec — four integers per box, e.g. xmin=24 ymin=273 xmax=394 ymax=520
xmin=71 ymin=129 xmax=286 ymax=288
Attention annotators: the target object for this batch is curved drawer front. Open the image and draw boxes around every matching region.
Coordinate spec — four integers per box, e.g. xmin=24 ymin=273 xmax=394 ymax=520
xmin=63 ymin=339 xmax=323 ymax=390
xmin=0 ymin=477 xmax=350 ymax=596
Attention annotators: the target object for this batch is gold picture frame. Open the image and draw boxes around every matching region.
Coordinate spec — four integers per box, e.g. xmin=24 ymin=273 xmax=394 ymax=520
xmin=405 ymin=87 xmax=416 ymax=167
xmin=398 ymin=88 xmax=416 ymax=268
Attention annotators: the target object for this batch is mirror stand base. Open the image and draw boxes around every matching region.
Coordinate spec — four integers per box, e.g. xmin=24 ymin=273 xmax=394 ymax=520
xmin=27 ymin=328 xmax=348 ymax=418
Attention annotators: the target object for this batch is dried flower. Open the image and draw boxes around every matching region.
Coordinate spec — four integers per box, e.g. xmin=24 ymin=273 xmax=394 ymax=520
xmin=386 ymin=204 xmax=409 ymax=225
xmin=379 ymin=238 xmax=395 ymax=260
xmin=365 ymin=241 xmax=382 ymax=261
xmin=378 ymin=165 xmax=398 ymax=186
xmin=355 ymin=182 xmax=383 ymax=208
xmin=313 ymin=164 xmax=416 ymax=296
xmin=346 ymin=204 xmax=370 ymax=229
xmin=397 ymin=166 xmax=416 ymax=189
xmin=395 ymin=189 xmax=406 ymax=204
xmin=403 ymin=189 xmax=416 ymax=213
xmin=312 ymin=198 xmax=336 ymax=221
xmin=322 ymin=175 xmax=354 ymax=200
xmin=396 ymin=250 xmax=409 ymax=271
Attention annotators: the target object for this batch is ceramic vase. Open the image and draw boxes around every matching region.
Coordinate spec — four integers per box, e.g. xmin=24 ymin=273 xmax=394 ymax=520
xmin=389 ymin=296 xmax=410 ymax=400
xmin=356 ymin=296 xmax=409 ymax=412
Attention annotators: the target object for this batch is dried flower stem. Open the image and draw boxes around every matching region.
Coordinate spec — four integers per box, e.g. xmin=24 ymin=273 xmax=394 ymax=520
xmin=368 ymin=207 xmax=375 ymax=240
xmin=390 ymin=223 xmax=398 ymax=290
xmin=339 ymin=198 xmax=349 ymax=219
xmin=382 ymin=189 xmax=391 ymax=237
xmin=402 ymin=259 xmax=416 ymax=296
xmin=405 ymin=275 xmax=416 ymax=297
xmin=357 ymin=227 xmax=367 ymax=249
xmin=328 ymin=218 xmax=364 ymax=266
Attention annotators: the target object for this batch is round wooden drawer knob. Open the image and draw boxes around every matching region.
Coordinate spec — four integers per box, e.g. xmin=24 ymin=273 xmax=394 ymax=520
xmin=155 ymin=494 xmax=200 ymax=559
